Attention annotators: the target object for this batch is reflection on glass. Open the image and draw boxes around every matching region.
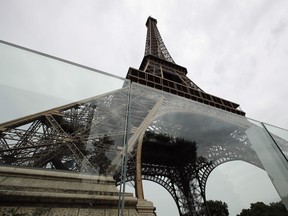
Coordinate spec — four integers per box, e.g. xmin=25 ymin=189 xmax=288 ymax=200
xmin=123 ymin=82 xmax=288 ymax=215
xmin=0 ymin=40 xmax=126 ymax=123
xmin=0 ymin=87 xmax=130 ymax=177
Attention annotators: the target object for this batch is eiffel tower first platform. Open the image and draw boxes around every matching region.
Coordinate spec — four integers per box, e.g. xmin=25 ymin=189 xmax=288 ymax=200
xmin=1 ymin=17 xmax=288 ymax=216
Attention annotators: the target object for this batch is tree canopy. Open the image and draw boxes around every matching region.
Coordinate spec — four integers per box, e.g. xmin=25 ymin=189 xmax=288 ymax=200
xmin=206 ymin=200 xmax=229 ymax=216
xmin=237 ymin=201 xmax=288 ymax=216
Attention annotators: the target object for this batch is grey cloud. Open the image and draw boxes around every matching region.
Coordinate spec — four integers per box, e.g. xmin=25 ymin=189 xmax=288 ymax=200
xmin=271 ymin=19 xmax=288 ymax=36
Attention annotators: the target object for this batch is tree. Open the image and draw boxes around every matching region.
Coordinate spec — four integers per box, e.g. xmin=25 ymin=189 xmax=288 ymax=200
xmin=237 ymin=201 xmax=288 ymax=216
xmin=206 ymin=200 xmax=229 ymax=216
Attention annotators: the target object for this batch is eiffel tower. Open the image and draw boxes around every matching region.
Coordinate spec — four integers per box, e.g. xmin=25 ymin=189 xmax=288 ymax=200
xmin=1 ymin=17 xmax=288 ymax=216
xmin=121 ymin=17 xmax=261 ymax=215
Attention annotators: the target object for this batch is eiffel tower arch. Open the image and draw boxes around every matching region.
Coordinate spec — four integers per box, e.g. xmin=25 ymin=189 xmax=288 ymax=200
xmin=1 ymin=17 xmax=288 ymax=216
xmin=113 ymin=83 xmax=263 ymax=215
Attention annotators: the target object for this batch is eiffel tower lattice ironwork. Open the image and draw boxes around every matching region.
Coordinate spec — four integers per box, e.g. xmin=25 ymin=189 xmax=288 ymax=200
xmin=0 ymin=17 xmax=272 ymax=216
xmin=121 ymin=17 xmax=261 ymax=216
xmin=127 ymin=17 xmax=245 ymax=117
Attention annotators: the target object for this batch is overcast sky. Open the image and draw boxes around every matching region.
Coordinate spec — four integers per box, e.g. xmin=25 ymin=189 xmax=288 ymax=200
xmin=1 ymin=0 xmax=287 ymax=129
xmin=0 ymin=1 xmax=288 ymax=215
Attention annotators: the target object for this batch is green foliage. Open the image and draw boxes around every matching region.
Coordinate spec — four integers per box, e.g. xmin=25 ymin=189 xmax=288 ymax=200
xmin=206 ymin=200 xmax=229 ymax=216
xmin=237 ymin=201 xmax=288 ymax=216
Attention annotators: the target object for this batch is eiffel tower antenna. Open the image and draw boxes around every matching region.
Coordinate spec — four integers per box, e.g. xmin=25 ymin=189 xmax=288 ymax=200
xmin=145 ymin=16 xmax=175 ymax=63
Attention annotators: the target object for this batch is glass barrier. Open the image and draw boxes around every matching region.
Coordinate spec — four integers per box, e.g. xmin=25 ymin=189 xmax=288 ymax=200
xmin=1 ymin=40 xmax=288 ymax=216
xmin=262 ymin=123 xmax=288 ymax=162
xmin=124 ymin=82 xmax=288 ymax=215
xmin=0 ymin=40 xmax=126 ymax=123
xmin=0 ymin=41 xmax=133 ymax=216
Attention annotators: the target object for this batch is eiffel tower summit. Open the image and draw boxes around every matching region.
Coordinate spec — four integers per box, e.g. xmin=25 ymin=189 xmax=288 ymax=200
xmin=1 ymin=16 xmax=288 ymax=216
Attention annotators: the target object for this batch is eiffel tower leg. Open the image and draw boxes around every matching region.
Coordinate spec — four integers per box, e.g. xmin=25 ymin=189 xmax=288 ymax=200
xmin=176 ymin=166 xmax=199 ymax=215
xmin=144 ymin=175 xmax=208 ymax=216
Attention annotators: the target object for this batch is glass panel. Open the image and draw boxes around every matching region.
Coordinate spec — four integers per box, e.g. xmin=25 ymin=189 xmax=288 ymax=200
xmin=0 ymin=89 xmax=132 ymax=214
xmin=206 ymin=161 xmax=281 ymax=215
xmin=246 ymin=123 xmax=288 ymax=211
xmin=0 ymin=40 xmax=126 ymax=123
xmin=0 ymin=41 xmax=131 ymax=215
xmin=263 ymin=123 xmax=288 ymax=161
xmin=124 ymin=82 xmax=288 ymax=215
xmin=1 ymin=40 xmax=288 ymax=215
